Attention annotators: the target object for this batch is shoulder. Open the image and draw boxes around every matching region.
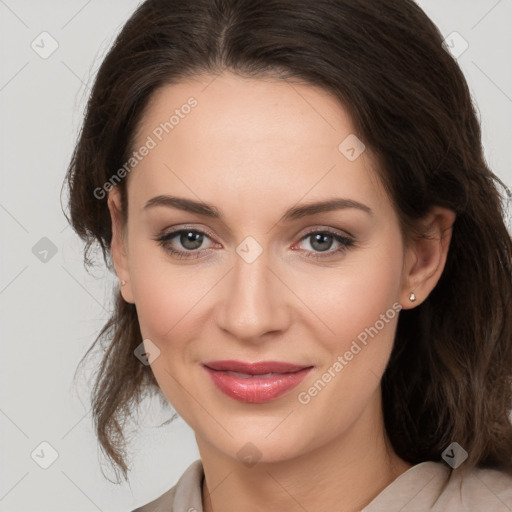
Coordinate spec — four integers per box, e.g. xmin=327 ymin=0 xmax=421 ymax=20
xmin=438 ymin=464 xmax=512 ymax=511
xmin=130 ymin=459 xmax=204 ymax=512
xmin=363 ymin=461 xmax=512 ymax=511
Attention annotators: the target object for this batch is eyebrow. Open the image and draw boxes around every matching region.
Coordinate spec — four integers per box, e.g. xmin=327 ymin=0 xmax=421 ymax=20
xmin=143 ymin=195 xmax=373 ymax=221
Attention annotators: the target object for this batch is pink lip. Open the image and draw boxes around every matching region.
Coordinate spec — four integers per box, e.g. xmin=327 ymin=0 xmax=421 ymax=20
xmin=202 ymin=360 xmax=313 ymax=403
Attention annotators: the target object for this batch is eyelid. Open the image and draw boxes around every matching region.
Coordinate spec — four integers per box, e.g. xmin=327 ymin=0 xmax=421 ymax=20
xmin=157 ymin=224 xmax=218 ymax=243
xmin=294 ymin=225 xmax=355 ymax=242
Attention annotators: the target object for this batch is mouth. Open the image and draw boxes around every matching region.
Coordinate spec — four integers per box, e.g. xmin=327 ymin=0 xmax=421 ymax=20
xmin=202 ymin=360 xmax=314 ymax=403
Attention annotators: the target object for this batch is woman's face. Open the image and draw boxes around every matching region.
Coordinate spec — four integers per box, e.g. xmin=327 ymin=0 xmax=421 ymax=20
xmin=109 ymin=71 xmax=414 ymax=464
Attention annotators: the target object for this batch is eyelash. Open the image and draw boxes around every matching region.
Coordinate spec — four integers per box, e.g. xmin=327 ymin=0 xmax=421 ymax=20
xmin=153 ymin=226 xmax=355 ymax=261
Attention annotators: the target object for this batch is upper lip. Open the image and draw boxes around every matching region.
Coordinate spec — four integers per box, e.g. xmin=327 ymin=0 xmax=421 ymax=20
xmin=203 ymin=360 xmax=313 ymax=375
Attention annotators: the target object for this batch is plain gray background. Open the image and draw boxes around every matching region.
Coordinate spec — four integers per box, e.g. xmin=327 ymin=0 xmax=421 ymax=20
xmin=1 ymin=1 xmax=511 ymax=511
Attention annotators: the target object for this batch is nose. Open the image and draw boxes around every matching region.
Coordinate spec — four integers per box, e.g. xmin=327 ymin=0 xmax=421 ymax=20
xmin=214 ymin=245 xmax=292 ymax=343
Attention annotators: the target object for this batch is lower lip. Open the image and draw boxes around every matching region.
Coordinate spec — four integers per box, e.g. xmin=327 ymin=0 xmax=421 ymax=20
xmin=203 ymin=366 xmax=313 ymax=403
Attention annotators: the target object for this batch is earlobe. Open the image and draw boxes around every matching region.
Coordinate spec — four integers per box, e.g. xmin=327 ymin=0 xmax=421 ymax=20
xmin=107 ymin=187 xmax=135 ymax=304
xmin=400 ymin=206 xmax=456 ymax=309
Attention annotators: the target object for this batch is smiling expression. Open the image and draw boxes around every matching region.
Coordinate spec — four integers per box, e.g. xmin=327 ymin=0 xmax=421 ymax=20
xmin=108 ymin=71 xmax=412 ymax=463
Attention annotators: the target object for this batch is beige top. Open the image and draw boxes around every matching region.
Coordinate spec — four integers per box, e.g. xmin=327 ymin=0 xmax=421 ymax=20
xmin=131 ymin=458 xmax=512 ymax=511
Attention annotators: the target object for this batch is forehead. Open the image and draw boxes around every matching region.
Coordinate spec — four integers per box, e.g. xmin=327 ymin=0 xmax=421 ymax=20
xmin=127 ymin=71 xmax=387 ymax=215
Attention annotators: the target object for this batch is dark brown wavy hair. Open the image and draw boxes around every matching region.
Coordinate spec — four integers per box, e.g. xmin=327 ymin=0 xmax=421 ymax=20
xmin=62 ymin=0 xmax=512 ymax=483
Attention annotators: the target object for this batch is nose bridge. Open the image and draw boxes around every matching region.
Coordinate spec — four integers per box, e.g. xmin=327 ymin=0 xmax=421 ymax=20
xmin=216 ymin=242 xmax=289 ymax=340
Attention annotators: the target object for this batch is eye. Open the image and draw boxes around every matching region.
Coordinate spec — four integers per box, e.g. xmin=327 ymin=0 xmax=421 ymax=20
xmin=153 ymin=226 xmax=355 ymax=260
xmin=153 ymin=227 xmax=216 ymax=259
xmin=295 ymin=229 xmax=355 ymax=260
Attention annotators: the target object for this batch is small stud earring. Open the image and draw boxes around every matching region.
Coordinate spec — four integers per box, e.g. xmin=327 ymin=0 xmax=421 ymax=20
xmin=409 ymin=292 xmax=416 ymax=302
xmin=120 ymin=280 xmax=127 ymax=287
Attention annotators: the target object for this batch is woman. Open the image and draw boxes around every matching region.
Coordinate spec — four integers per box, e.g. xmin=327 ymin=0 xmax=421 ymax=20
xmin=64 ymin=0 xmax=512 ymax=510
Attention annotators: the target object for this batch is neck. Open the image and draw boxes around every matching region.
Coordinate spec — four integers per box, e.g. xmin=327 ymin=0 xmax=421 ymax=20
xmin=198 ymin=391 xmax=412 ymax=512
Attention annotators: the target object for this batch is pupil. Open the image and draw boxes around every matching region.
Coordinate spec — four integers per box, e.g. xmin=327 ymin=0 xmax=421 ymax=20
xmin=311 ymin=233 xmax=332 ymax=252
xmin=181 ymin=231 xmax=203 ymax=250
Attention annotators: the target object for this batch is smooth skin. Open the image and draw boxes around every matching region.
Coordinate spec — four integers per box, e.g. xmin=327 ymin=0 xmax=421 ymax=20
xmin=108 ymin=71 xmax=455 ymax=512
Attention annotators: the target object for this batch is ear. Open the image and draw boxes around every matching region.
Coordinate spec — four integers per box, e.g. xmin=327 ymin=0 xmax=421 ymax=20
xmin=107 ymin=186 xmax=135 ymax=304
xmin=399 ymin=206 xmax=456 ymax=309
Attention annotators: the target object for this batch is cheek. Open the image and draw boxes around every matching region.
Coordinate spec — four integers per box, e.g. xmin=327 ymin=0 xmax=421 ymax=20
xmin=127 ymin=238 xmax=213 ymax=339
xmin=127 ymin=244 xmax=210 ymax=413
xmin=336 ymin=262 xmax=401 ymax=344
xmin=294 ymin=237 xmax=403 ymax=354
xmin=293 ymin=233 xmax=404 ymax=414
